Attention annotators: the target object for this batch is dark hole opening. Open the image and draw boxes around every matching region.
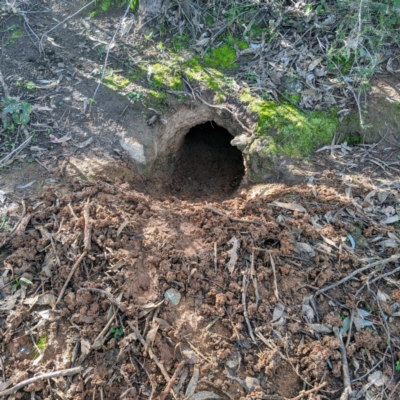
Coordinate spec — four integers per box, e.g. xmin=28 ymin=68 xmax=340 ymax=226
xmin=170 ymin=121 xmax=245 ymax=199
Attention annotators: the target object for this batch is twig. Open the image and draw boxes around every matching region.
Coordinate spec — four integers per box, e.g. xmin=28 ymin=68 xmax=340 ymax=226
xmin=287 ymin=381 xmax=327 ymax=400
xmin=206 ymin=205 xmax=261 ymax=225
xmin=242 ymin=273 xmax=256 ymax=342
xmin=39 ymin=1 xmax=96 ymax=51
xmin=333 ymin=327 xmax=352 ymax=400
xmin=131 ymin=325 xmax=178 ymax=399
xmin=34 ymin=157 xmax=50 ymax=172
xmin=131 ymin=353 xmax=155 ymax=400
xmin=345 ymin=309 xmax=355 ymax=348
xmin=53 ymin=252 xmax=87 ymax=309
xmin=0 ymin=356 xmax=5 ymax=382
xmin=214 ymin=242 xmax=218 ymax=273
xmin=0 ymin=135 xmax=33 ymax=167
xmin=0 ymin=367 xmax=82 ymax=397
xmin=159 ymin=360 xmax=185 ymax=400
xmin=269 ymin=251 xmax=280 ymax=300
xmin=93 ymin=0 xmax=133 ymax=98
xmin=355 ymin=265 xmax=400 ymax=296
xmin=250 ymin=250 xmax=260 ymax=307
xmin=83 ymin=201 xmax=91 ymax=252
xmin=0 ymin=67 xmax=10 ymax=97
xmin=316 ymin=254 xmax=400 ymax=295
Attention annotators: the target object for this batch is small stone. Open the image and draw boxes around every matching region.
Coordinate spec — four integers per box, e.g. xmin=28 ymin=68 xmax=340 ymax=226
xmin=57 ymin=62 xmax=65 ymax=68
xmin=231 ymin=134 xmax=252 ymax=151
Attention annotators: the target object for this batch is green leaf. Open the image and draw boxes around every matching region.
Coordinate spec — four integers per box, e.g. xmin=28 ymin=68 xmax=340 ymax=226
xmin=20 ymin=277 xmax=33 ymax=285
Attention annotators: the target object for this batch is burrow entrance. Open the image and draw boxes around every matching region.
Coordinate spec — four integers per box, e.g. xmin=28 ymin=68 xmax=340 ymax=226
xmin=169 ymin=121 xmax=245 ymax=199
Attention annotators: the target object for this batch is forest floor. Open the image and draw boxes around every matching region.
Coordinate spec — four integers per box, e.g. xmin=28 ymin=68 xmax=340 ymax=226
xmin=1 ymin=1 xmax=400 ymax=400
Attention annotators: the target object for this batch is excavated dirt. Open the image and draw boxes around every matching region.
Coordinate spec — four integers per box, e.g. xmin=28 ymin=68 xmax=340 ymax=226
xmin=1 ymin=2 xmax=400 ymax=400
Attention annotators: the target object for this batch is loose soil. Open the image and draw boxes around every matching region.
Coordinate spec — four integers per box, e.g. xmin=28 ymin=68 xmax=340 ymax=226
xmin=1 ymin=2 xmax=400 ymax=400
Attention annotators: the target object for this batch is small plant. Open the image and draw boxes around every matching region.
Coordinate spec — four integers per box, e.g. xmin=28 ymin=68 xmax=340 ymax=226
xmin=11 ymin=276 xmax=33 ymax=293
xmin=33 ymin=336 xmax=47 ymax=359
xmin=396 ymin=360 xmax=400 ymax=372
xmin=110 ymin=326 xmax=124 ymax=340
xmin=96 ymin=44 xmax=105 ymax=57
xmin=0 ymin=215 xmax=9 ymax=231
xmin=0 ymin=97 xmax=32 ymax=130
xmin=127 ymin=91 xmax=141 ymax=101
xmin=24 ymin=81 xmax=36 ymax=90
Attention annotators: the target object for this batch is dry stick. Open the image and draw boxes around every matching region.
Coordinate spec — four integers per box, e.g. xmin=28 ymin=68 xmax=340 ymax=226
xmin=131 ymin=326 xmax=178 ymax=400
xmin=206 ymin=205 xmax=261 ymax=225
xmin=0 ymin=135 xmax=33 ymax=167
xmin=333 ymin=327 xmax=352 ymax=400
xmin=131 ymin=354 xmax=155 ymax=400
xmin=0 ymin=67 xmax=10 ymax=97
xmin=159 ymin=360 xmax=186 ymax=400
xmin=269 ymin=251 xmax=280 ymax=300
xmin=53 ymin=252 xmax=87 ymax=309
xmin=83 ymin=201 xmax=91 ymax=252
xmin=250 ymin=250 xmax=260 ymax=307
xmin=242 ymin=273 xmax=256 ymax=342
xmin=39 ymin=0 xmax=96 ymax=51
xmin=355 ymin=265 xmax=400 ymax=296
xmin=0 ymin=366 xmax=82 ymax=397
xmin=316 ymin=254 xmax=400 ymax=295
xmin=287 ymin=381 xmax=327 ymax=400
xmin=214 ymin=242 xmax=218 ymax=273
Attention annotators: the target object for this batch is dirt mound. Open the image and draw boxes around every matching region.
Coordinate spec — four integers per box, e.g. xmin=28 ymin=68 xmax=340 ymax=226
xmin=1 ymin=156 xmax=400 ymax=399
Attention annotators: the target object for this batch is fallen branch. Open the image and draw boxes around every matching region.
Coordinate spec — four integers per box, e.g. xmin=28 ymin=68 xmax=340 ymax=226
xmin=159 ymin=360 xmax=186 ymax=400
xmin=53 ymin=252 xmax=87 ymax=309
xmin=333 ymin=327 xmax=352 ymax=400
xmin=206 ymin=205 xmax=261 ymax=225
xmin=83 ymin=201 xmax=91 ymax=252
xmin=0 ymin=67 xmax=10 ymax=97
xmin=130 ymin=324 xmax=178 ymax=400
xmin=269 ymin=251 xmax=280 ymax=300
xmin=316 ymin=254 xmax=400 ymax=295
xmin=356 ymin=265 xmax=400 ymax=296
xmin=0 ymin=135 xmax=33 ymax=168
xmin=0 ymin=366 xmax=82 ymax=397
xmin=242 ymin=273 xmax=256 ymax=342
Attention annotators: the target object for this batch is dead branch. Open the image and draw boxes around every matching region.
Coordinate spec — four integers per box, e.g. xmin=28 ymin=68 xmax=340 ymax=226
xmin=269 ymin=251 xmax=280 ymax=300
xmin=206 ymin=205 xmax=261 ymax=225
xmin=333 ymin=327 xmax=352 ymax=400
xmin=0 ymin=135 xmax=33 ymax=168
xmin=0 ymin=366 xmax=82 ymax=397
xmin=0 ymin=67 xmax=10 ymax=97
xmin=242 ymin=273 xmax=256 ymax=342
xmin=159 ymin=360 xmax=185 ymax=400
xmin=83 ymin=201 xmax=91 ymax=252
xmin=39 ymin=0 xmax=96 ymax=51
xmin=130 ymin=325 xmax=178 ymax=399
xmin=53 ymin=252 xmax=87 ymax=309
xmin=316 ymin=254 xmax=400 ymax=295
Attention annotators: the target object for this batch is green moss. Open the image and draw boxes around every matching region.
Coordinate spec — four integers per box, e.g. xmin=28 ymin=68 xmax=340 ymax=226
xmin=171 ymin=35 xmax=190 ymax=52
xmin=150 ymin=63 xmax=183 ymax=91
xmin=242 ymin=93 xmax=338 ymax=158
xmin=129 ymin=69 xmax=147 ymax=82
xmin=183 ymin=57 xmax=225 ymax=94
xmin=104 ymin=73 xmax=130 ymax=90
xmin=146 ymin=90 xmax=167 ymax=106
xmin=204 ymin=44 xmax=237 ymax=69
